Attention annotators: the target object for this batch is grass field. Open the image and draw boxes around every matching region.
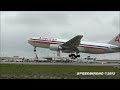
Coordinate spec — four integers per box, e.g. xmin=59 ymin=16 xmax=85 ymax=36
xmin=0 ymin=64 xmax=120 ymax=79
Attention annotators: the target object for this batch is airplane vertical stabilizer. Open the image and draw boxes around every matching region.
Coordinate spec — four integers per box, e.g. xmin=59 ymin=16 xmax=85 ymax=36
xmin=108 ymin=34 xmax=120 ymax=46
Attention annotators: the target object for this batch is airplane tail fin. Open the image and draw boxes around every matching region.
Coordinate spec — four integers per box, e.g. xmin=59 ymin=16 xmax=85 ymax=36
xmin=108 ymin=34 xmax=120 ymax=46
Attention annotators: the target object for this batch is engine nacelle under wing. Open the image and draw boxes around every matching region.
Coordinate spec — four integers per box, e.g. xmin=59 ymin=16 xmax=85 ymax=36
xmin=49 ymin=44 xmax=80 ymax=53
xmin=49 ymin=44 xmax=61 ymax=51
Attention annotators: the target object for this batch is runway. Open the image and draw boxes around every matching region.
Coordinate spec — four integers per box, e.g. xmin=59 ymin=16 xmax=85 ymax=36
xmin=0 ymin=62 xmax=120 ymax=66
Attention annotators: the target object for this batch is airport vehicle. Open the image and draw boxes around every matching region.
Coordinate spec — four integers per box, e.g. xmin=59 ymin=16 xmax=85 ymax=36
xmin=28 ymin=34 xmax=120 ymax=59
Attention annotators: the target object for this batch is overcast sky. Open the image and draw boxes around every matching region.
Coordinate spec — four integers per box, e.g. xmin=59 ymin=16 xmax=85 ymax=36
xmin=0 ymin=11 xmax=120 ymax=60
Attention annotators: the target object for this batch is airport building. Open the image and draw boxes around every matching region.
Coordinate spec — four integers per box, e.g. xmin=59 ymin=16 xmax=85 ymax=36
xmin=0 ymin=56 xmax=24 ymax=62
xmin=0 ymin=56 xmax=120 ymax=64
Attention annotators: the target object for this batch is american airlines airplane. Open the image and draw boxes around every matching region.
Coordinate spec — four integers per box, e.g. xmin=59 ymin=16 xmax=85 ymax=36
xmin=28 ymin=34 xmax=120 ymax=59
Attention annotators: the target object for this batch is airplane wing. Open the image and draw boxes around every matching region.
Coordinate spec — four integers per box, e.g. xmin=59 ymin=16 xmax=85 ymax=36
xmin=60 ymin=35 xmax=83 ymax=49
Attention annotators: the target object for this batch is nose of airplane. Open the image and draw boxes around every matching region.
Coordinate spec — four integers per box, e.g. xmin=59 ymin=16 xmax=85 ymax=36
xmin=28 ymin=38 xmax=32 ymax=44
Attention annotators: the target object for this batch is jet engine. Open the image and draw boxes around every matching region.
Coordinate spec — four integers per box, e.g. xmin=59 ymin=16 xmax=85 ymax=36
xmin=49 ymin=44 xmax=62 ymax=51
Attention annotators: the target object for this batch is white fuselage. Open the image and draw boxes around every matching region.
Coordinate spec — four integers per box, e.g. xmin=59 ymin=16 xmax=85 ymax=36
xmin=28 ymin=37 xmax=120 ymax=54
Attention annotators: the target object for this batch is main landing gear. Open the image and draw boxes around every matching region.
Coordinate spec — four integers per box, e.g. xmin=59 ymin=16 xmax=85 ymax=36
xmin=69 ymin=53 xmax=80 ymax=59
xmin=34 ymin=47 xmax=38 ymax=59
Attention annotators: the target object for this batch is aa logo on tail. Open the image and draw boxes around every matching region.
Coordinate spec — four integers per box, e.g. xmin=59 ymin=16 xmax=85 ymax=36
xmin=114 ymin=34 xmax=120 ymax=43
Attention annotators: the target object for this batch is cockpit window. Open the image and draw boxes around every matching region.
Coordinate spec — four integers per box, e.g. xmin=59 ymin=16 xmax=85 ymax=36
xmin=32 ymin=37 xmax=40 ymax=40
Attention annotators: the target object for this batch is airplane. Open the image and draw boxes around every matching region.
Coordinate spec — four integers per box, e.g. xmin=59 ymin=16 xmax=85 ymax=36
xmin=28 ymin=34 xmax=120 ymax=59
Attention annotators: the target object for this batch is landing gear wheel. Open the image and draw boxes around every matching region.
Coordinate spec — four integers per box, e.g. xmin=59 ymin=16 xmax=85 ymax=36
xmin=34 ymin=49 xmax=36 ymax=52
xmin=69 ymin=54 xmax=72 ymax=57
xmin=34 ymin=47 xmax=36 ymax=52
xmin=77 ymin=55 xmax=80 ymax=57
xmin=69 ymin=54 xmax=80 ymax=59
xmin=69 ymin=54 xmax=76 ymax=59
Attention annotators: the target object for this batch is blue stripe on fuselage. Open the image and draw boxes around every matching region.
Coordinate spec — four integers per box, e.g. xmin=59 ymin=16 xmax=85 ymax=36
xmin=80 ymin=44 xmax=108 ymax=49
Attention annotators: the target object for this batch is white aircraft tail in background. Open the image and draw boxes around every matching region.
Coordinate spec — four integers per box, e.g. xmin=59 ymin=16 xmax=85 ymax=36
xmin=28 ymin=34 xmax=120 ymax=59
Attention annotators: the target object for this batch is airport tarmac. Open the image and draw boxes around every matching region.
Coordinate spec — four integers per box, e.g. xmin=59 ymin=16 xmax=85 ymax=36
xmin=0 ymin=62 xmax=120 ymax=66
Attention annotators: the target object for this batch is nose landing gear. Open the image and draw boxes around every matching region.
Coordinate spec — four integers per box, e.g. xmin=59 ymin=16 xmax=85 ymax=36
xmin=34 ymin=47 xmax=38 ymax=59
xmin=34 ymin=47 xmax=36 ymax=52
